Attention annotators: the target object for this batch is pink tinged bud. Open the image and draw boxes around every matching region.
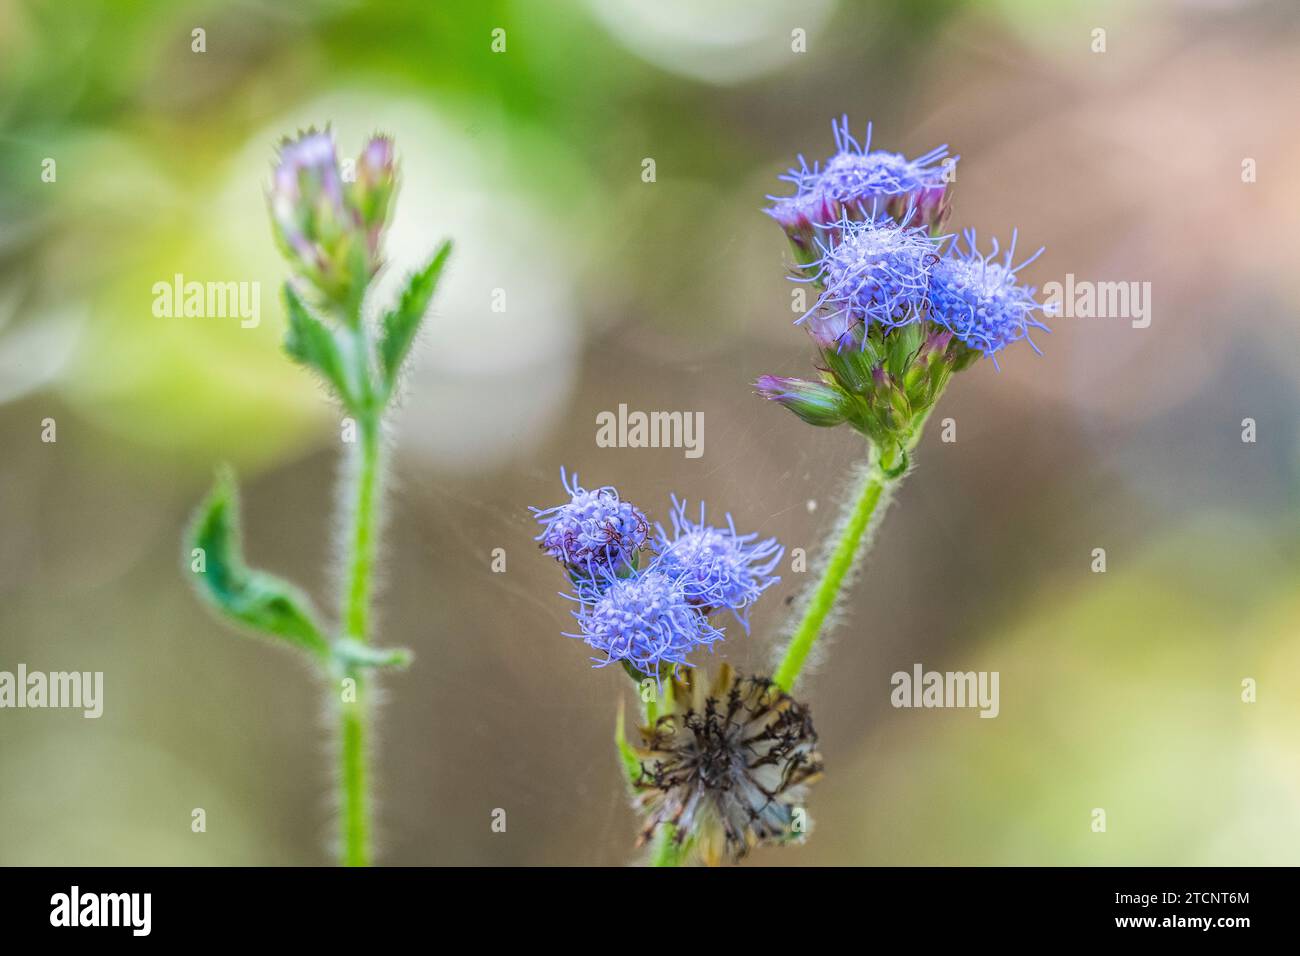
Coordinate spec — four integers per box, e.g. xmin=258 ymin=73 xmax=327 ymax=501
xmin=922 ymin=328 xmax=954 ymax=357
xmin=358 ymin=135 xmax=395 ymax=180
xmin=755 ymin=375 xmax=849 ymax=428
xmin=268 ymin=129 xmax=376 ymax=312
xmin=274 ymin=131 xmax=345 ymax=221
xmin=350 ymin=135 xmax=398 ymax=266
xmin=354 ymin=138 xmax=396 ymax=208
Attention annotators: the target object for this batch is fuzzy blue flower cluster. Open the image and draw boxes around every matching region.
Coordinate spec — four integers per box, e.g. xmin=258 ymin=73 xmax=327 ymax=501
xmin=758 ymin=118 xmax=1050 ymax=452
xmin=530 ymin=468 xmax=649 ymax=576
xmin=655 ymin=497 xmax=783 ymax=632
xmin=567 ymin=570 xmax=726 ymax=677
xmin=928 ymin=229 xmax=1049 ymax=357
xmin=807 ymin=216 xmax=1048 ymax=360
xmin=765 ymin=116 xmax=1048 ymax=362
xmin=800 ymin=211 xmax=937 ymax=345
xmin=533 ymin=473 xmax=783 ymax=678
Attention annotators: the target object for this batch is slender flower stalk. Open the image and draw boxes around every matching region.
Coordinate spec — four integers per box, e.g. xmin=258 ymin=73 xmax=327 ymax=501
xmin=774 ymin=457 xmax=887 ymax=691
xmin=337 ymin=396 xmax=381 ymax=866
xmin=338 ymin=688 xmax=369 ymax=866
xmin=773 ymin=434 xmax=918 ymax=691
xmin=185 ymin=128 xmax=452 ymax=866
xmin=343 ymin=412 xmax=381 ymax=642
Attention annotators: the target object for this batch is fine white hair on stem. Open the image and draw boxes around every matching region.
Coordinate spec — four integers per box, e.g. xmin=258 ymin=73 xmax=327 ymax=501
xmin=771 ymin=452 xmax=905 ymax=680
xmin=327 ymin=413 xmax=394 ymax=629
xmin=319 ymin=672 xmax=392 ymax=863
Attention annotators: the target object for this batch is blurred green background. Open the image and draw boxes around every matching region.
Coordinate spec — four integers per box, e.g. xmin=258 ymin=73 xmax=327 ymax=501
xmin=1 ymin=0 xmax=1298 ymax=865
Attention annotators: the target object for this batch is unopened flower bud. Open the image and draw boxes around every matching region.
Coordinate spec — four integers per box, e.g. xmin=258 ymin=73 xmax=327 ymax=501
xmin=268 ymin=129 xmax=386 ymax=314
xmin=754 ymin=374 xmax=850 ymax=428
xmin=349 ymin=135 xmax=398 ymax=264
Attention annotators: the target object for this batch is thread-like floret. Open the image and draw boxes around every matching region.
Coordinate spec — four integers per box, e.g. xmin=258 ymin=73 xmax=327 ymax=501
xmin=928 ymin=229 xmax=1049 ymax=359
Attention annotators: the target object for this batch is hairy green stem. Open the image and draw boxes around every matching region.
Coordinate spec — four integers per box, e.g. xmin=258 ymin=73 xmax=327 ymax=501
xmin=773 ymin=453 xmax=892 ymax=692
xmin=773 ymin=401 xmax=941 ymax=694
xmin=337 ymin=324 xmax=382 ymax=867
xmin=343 ymin=416 xmax=380 ymax=641
xmin=339 ymin=692 xmax=368 ymax=866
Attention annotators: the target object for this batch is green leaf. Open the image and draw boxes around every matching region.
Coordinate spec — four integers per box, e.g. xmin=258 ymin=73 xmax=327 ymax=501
xmin=333 ymin=637 xmax=412 ymax=670
xmin=185 ymin=468 xmax=331 ymax=661
xmin=885 ymin=322 xmax=924 ymax=380
xmin=615 ymin=699 xmax=644 ymax=790
xmin=283 ymin=283 xmax=355 ymax=407
xmin=378 ymin=240 xmax=452 ymax=390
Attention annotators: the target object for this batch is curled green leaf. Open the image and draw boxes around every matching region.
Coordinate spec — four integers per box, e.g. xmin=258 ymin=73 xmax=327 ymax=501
xmin=333 ymin=637 xmax=412 ymax=671
xmin=185 ymin=468 xmax=331 ymax=662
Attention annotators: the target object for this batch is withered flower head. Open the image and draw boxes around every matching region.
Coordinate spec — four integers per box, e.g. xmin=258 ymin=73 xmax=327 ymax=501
xmin=632 ymin=664 xmax=823 ymax=865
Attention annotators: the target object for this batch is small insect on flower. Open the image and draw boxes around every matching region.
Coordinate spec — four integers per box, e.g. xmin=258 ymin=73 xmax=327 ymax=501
xmin=927 ymin=229 xmax=1050 ymax=361
xmin=633 ymin=664 xmax=823 ymax=866
xmin=531 ymin=468 xmax=650 ymax=577
xmin=654 ymin=497 xmax=784 ymax=631
xmin=566 ymin=570 xmax=724 ymax=677
xmin=799 ymin=211 xmax=942 ymax=345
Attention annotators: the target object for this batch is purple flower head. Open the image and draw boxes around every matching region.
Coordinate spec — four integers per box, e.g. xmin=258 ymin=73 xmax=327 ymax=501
xmin=565 ymin=570 xmax=724 ymax=677
xmin=927 ymin=229 xmax=1049 ymax=361
xmin=819 ymin=117 xmax=951 ymax=204
xmin=767 ymin=117 xmax=955 ymax=237
xmin=531 ymin=468 xmax=649 ymax=576
xmin=654 ymin=498 xmax=784 ymax=632
xmin=798 ymin=211 xmax=941 ymax=345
